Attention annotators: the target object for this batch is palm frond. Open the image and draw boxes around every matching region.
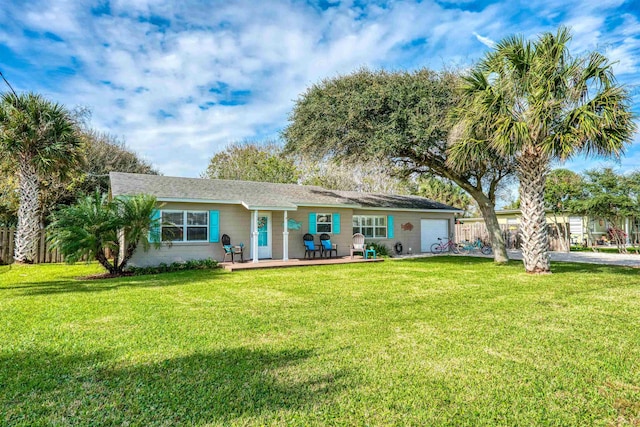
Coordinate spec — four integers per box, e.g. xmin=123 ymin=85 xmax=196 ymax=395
xmin=0 ymin=92 xmax=82 ymax=175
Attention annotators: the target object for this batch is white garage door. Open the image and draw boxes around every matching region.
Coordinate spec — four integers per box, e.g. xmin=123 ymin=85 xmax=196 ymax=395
xmin=569 ymin=217 xmax=582 ymax=235
xmin=421 ymin=219 xmax=449 ymax=252
xmin=569 ymin=216 xmax=583 ymax=244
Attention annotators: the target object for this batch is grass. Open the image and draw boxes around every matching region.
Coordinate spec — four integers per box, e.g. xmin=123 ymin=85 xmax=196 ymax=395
xmin=571 ymin=245 xmax=640 ymax=254
xmin=1 ymin=258 xmax=639 ymax=426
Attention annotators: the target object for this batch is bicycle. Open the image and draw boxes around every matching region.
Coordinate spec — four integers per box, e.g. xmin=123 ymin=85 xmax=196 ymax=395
xmin=430 ymin=237 xmax=460 ymax=254
xmin=459 ymin=237 xmax=493 ymax=255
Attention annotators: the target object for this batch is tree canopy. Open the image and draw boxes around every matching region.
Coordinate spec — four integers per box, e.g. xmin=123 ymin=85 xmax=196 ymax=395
xmin=568 ymin=168 xmax=638 ymax=252
xmin=544 ymin=169 xmax=584 ymax=214
xmin=202 ymin=141 xmax=299 ymax=184
xmin=78 ymin=130 xmax=158 ymax=195
xmin=298 ymin=159 xmax=412 ymax=194
xmin=412 ymin=176 xmax=473 ymax=213
xmin=0 ymin=157 xmax=18 ymax=226
xmin=544 ymin=169 xmax=584 ymax=251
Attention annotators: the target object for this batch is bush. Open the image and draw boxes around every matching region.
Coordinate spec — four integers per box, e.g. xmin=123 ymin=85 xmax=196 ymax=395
xmin=365 ymin=241 xmax=391 ymax=257
xmin=127 ymin=258 xmax=219 ymax=276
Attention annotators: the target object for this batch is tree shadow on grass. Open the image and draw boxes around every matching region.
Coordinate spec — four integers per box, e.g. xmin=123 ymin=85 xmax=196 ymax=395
xmin=399 ymin=256 xmax=496 ymax=267
xmin=550 ymin=261 xmax=640 ymax=277
xmin=2 ymin=269 xmax=228 ymax=297
xmin=1 ymin=347 xmax=348 ymax=425
xmin=401 ymin=255 xmax=640 ymax=277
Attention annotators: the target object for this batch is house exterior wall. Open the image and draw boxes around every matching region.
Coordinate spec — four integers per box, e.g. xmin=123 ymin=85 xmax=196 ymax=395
xmin=352 ymin=209 xmax=455 ymax=254
xmin=128 ymin=202 xmax=456 ymax=267
xmin=129 ymin=202 xmax=251 ymax=267
xmin=281 ymin=207 xmax=354 ymax=259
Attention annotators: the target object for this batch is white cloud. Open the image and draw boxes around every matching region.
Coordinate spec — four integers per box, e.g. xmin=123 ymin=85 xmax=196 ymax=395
xmin=1 ymin=0 xmax=638 ymax=177
xmin=606 ymin=38 xmax=640 ymax=75
xmin=473 ymin=31 xmax=496 ymax=48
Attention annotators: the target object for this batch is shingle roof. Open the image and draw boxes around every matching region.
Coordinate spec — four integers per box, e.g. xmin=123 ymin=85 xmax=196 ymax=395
xmin=109 ymin=172 xmax=461 ymax=212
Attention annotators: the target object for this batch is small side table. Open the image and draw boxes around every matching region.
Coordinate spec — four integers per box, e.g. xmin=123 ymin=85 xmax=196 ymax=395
xmin=365 ymin=249 xmax=376 ymax=259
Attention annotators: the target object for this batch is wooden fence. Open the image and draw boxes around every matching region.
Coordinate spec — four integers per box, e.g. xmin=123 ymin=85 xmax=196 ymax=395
xmin=0 ymin=227 xmax=66 ymax=264
xmin=455 ymin=222 xmax=567 ymax=251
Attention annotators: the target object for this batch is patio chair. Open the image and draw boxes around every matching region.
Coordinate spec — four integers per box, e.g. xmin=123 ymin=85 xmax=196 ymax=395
xmin=303 ymin=233 xmax=321 ymax=259
xmin=319 ymin=233 xmax=338 ymax=258
xmin=221 ymin=234 xmax=244 ymax=263
xmin=351 ymin=233 xmax=365 ymax=259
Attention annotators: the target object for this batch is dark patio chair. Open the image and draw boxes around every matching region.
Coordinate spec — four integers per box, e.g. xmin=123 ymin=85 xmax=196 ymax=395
xmin=319 ymin=233 xmax=337 ymax=258
xmin=303 ymin=233 xmax=321 ymax=259
xmin=221 ymin=234 xmax=244 ymax=263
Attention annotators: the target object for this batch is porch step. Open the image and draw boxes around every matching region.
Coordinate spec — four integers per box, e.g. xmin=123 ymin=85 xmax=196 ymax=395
xmin=221 ymin=256 xmax=384 ymax=272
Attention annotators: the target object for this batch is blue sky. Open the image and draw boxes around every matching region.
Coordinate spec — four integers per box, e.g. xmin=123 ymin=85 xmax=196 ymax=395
xmin=1 ymin=0 xmax=639 ymax=177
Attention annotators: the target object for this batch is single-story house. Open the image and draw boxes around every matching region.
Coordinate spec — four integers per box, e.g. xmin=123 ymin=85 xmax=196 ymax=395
xmin=109 ymin=172 xmax=462 ymax=266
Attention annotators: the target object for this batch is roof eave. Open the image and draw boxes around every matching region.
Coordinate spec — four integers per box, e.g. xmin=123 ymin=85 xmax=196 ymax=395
xmin=241 ymin=202 xmax=298 ymax=211
xmin=294 ymin=203 xmax=362 ymax=209
xmin=156 ymin=197 xmax=244 ymax=205
xmin=353 ymin=207 xmax=462 ymax=213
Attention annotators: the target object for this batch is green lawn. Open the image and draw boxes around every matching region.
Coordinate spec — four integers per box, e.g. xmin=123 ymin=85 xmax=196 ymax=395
xmin=1 ymin=258 xmax=639 ymax=426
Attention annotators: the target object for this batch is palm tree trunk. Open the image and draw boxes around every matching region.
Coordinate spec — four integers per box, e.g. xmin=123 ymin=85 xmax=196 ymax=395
xmin=95 ymin=249 xmax=117 ymax=275
xmin=14 ymin=159 xmax=40 ymax=263
xmin=518 ymin=153 xmax=551 ymax=273
xmin=117 ymin=242 xmax=138 ymax=274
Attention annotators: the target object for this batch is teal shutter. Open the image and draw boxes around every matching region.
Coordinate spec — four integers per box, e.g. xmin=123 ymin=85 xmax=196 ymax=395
xmin=209 ymin=210 xmax=220 ymax=243
xmin=149 ymin=209 xmax=161 ymax=243
xmin=333 ymin=213 xmax=341 ymax=234
xmin=387 ymin=215 xmax=394 ymax=239
xmin=309 ymin=213 xmax=317 ymax=234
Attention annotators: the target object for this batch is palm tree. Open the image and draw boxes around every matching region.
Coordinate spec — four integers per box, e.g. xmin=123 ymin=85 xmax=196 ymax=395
xmin=0 ymin=92 xmax=82 ymax=263
xmin=449 ymin=27 xmax=636 ymax=273
xmin=49 ymin=192 xmax=162 ymax=275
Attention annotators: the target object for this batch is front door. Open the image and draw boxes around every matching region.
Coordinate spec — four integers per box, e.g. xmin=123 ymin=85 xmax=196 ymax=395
xmin=257 ymin=212 xmax=272 ymax=259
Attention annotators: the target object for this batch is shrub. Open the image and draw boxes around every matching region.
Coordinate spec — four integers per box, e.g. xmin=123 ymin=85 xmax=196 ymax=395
xmin=127 ymin=258 xmax=219 ymax=276
xmin=365 ymin=241 xmax=391 ymax=257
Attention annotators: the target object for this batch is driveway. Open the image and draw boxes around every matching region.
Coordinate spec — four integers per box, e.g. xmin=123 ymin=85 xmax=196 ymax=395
xmin=507 ymin=250 xmax=640 ymax=268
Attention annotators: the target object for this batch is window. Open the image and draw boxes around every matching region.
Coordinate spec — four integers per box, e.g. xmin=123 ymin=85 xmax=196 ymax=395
xmin=352 ymin=215 xmax=387 ymax=238
xmin=161 ymin=210 xmax=208 ymax=242
xmin=316 ymin=213 xmax=332 ymax=233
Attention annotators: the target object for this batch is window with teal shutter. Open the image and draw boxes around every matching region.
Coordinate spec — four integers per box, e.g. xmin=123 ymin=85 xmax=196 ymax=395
xmin=309 ymin=213 xmax=317 ymax=234
xmin=332 ymin=213 xmax=341 ymax=234
xmin=209 ymin=210 xmax=220 ymax=243
xmin=387 ymin=215 xmax=394 ymax=239
xmin=352 ymin=215 xmax=387 ymax=238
